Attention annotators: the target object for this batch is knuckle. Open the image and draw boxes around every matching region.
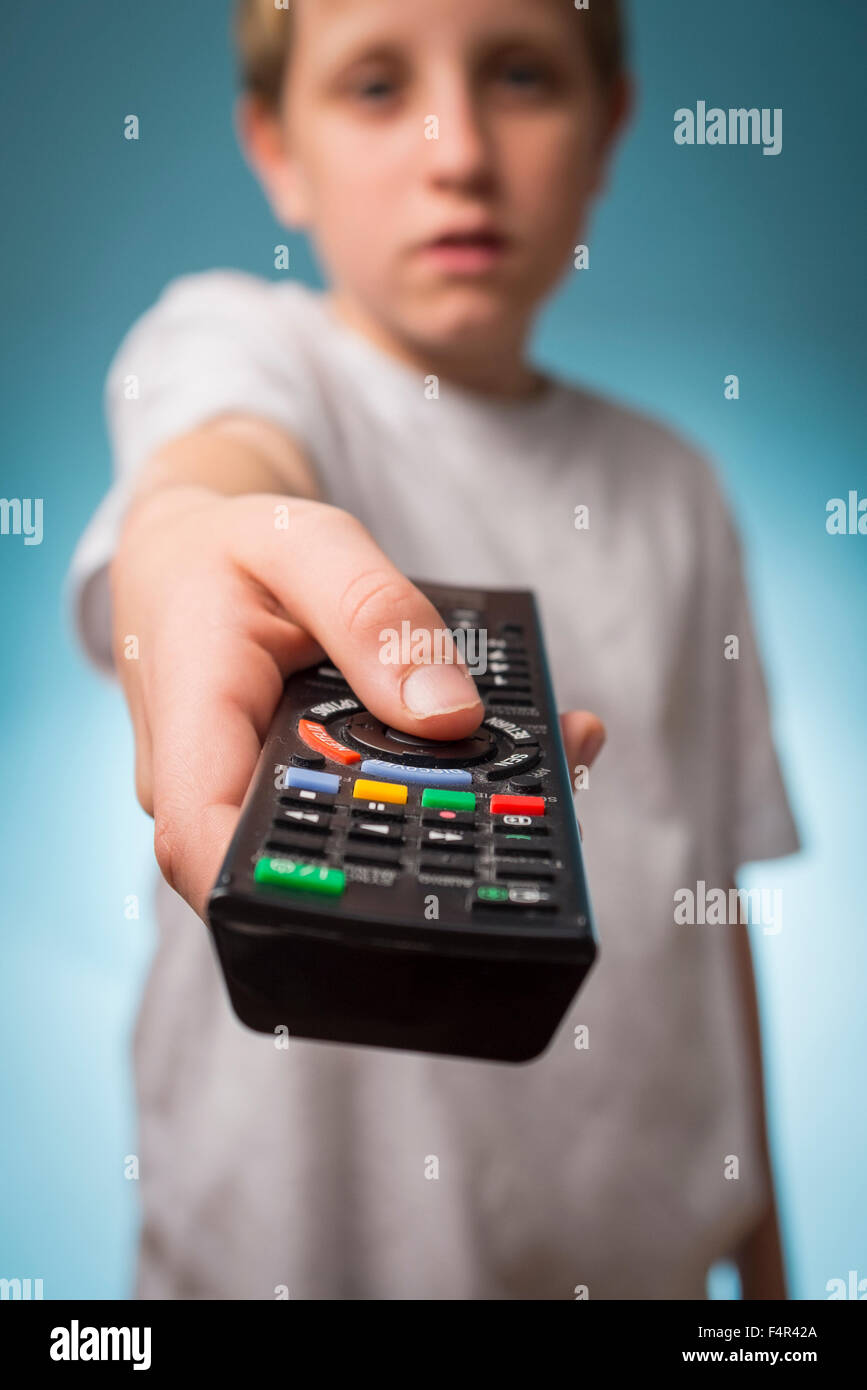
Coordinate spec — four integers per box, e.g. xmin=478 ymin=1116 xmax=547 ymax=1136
xmin=302 ymin=501 xmax=365 ymax=549
xmin=338 ymin=567 xmax=418 ymax=641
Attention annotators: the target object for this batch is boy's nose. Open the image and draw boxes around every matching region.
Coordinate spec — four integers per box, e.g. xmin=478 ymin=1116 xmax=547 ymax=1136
xmin=424 ymin=86 xmax=496 ymax=194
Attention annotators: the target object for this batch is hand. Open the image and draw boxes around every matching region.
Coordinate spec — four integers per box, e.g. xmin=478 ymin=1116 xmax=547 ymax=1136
xmin=111 ymin=486 xmax=604 ymax=917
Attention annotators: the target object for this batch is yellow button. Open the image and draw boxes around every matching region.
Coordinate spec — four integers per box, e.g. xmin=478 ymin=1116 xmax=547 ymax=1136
xmin=352 ymin=778 xmax=408 ymax=805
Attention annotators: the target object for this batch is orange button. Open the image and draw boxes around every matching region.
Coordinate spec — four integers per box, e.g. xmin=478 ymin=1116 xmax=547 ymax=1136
xmin=489 ymin=794 xmax=546 ymax=817
xmin=298 ymin=720 xmax=361 ymax=765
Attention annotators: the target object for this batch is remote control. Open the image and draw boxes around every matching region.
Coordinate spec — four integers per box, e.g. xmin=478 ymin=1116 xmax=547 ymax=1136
xmin=207 ymin=581 xmax=597 ymax=1063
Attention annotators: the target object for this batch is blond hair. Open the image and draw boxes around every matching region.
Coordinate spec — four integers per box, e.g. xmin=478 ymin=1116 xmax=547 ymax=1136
xmin=235 ymin=0 xmax=627 ymax=108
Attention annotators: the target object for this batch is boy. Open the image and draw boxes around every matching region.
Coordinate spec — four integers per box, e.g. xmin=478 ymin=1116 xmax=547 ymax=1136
xmin=70 ymin=0 xmax=800 ymax=1298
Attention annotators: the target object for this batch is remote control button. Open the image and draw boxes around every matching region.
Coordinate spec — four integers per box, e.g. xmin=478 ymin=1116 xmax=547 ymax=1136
xmin=291 ymin=751 xmax=327 ymax=769
xmin=344 ymin=843 xmax=404 ymax=868
xmin=353 ymin=778 xmax=408 ymax=805
xmin=343 ymin=713 xmax=494 ymax=767
xmin=494 ymin=819 xmax=549 ymax=835
xmin=273 ymin=808 xmax=332 ymax=833
xmin=422 ymin=810 xmax=476 ymax=829
xmin=298 ymin=719 xmax=362 ymax=765
xmin=348 ymin=821 xmax=405 ymax=843
xmin=420 ymin=857 xmax=475 ymax=878
xmin=504 ymin=885 xmax=555 ymax=903
xmin=509 ymin=772 xmax=547 ymax=791
xmin=472 ymin=883 xmax=557 ymax=911
xmin=422 ymin=828 xmax=476 ymax=850
xmin=351 ymin=803 xmax=406 ymax=822
xmin=315 ymin=664 xmax=347 ymax=682
xmin=480 ymin=748 xmax=540 ymax=782
xmin=305 ymin=697 xmax=361 ymax=722
xmin=284 ymin=768 xmax=341 ymax=796
xmin=477 ymin=675 xmax=531 ymax=692
xmin=279 ymin=789 xmax=336 ymax=810
xmin=478 ymin=676 xmax=530 ymax=691
xmin=475 ymin=883 xmax=509 ymax=903
xmin=421 ymin=788 xmax=476 ymax=812
xmin=360 ymin=761 xmax=472 ymax=789
xmin=447 ymin=607 xmax=482 ymax=624
xmin=254 ymin=858 xmax=345 ymax=895
xmin=486 ymin=639 xmax=526 ymax=655
xmin=264 ymin=834 xmax=329 ymax=858
xmin=493 ymin=843 xmax=552 ymax=860
xmin=483 ymin=716 xmax=536 ymax=744
xmin=489 ymin=695 xmax=533 ymax=708
xmin=494 ymin=864 xmax=556 ymax=882
xmin=489 ymin=794 xmax=546 ymax=817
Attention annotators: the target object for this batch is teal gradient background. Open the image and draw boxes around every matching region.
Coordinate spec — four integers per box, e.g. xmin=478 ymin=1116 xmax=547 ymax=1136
xmin=1 ymin=1 xmax=864 ymax=1299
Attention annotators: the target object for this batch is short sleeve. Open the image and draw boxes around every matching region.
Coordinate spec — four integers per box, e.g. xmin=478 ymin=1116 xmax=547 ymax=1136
xmin=65 ymin=270 xmax=326 ymax=673
xmin=700 ymin=467 xmax=802 ymax=873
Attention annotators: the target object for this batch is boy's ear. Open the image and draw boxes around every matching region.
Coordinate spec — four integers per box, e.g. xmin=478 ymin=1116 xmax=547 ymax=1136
xmin=234 ymin=94 xmax=312 ymax=228
xmin=588 ymin=73 xmax=635 ymax=198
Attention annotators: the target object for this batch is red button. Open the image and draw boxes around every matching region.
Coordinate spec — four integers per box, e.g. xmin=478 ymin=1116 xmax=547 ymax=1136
xmin=489 ymin=795 xmax=545 ymax=817
xmin=298 ymin=720 xmax=361 ymax=765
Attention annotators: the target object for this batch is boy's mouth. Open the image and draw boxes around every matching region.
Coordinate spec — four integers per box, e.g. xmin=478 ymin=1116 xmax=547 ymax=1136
xmin=419 ymin=227 xmax=510 ymax=274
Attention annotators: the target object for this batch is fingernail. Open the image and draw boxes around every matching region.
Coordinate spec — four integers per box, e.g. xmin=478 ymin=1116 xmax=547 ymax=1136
xmin=400 ymin=664 xmax=481 ymax=717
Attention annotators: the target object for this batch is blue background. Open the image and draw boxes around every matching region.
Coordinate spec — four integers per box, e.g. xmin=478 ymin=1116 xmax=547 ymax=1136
xmin=1 ymin=0 xmax=864 ymax=1299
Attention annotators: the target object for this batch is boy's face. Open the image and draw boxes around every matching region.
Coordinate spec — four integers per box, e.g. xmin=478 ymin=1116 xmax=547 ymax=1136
xmin=245 ymin=0 xmax=628 ymax=359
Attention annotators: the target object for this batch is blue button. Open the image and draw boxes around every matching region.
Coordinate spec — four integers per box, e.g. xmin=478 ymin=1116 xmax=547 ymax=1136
xmin=359 ymin=760 xmax=472 ymax=789
xmin=283 ymin=767 xmax=341 ymax=795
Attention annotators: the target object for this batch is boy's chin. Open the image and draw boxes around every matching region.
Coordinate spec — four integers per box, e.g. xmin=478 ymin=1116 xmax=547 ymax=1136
xmin=402 ymin=285 xmax=529 ymax=353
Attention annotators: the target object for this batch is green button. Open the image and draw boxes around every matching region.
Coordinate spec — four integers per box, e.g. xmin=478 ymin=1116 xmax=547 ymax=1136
xmin=421 ymin=788 xmax=476 ymax=811
xmin=477 ymin=884 xmax=510 ymax=903
xmin=254 ymin=857 xmax=346 ymax=896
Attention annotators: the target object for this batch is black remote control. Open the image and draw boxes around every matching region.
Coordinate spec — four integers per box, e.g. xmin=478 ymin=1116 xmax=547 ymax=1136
xmin=207 ymin=581 xmax=597 ymax=1063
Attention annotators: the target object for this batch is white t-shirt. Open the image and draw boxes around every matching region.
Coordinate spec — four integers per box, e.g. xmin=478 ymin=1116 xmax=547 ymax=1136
xmin=69 ymin=270 xmax=800 ymax=1299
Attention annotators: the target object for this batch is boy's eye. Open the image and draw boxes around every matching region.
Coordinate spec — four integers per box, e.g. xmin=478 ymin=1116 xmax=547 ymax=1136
xmin=345 ymin=66 xmax=402 ymax=104
xmin=490 ymin=54 xmax=561 ymax=97
xmin=357 ymin=76 xmax=394 ymax=101
xmin=502 ymin=63 xmax=544 ymax=87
